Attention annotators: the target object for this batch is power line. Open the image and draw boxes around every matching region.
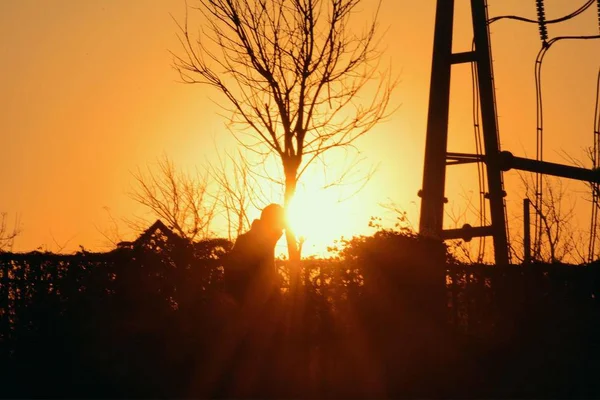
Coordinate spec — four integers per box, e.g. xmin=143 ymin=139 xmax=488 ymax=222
xmin=470 ymin=40 xmax=487 ymax=262
xmin=591 ymin=68 xmax=600 ymax=262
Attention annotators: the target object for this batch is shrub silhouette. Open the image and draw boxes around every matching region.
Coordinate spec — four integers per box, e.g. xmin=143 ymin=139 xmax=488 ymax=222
xmin=1 ymin=222 xmax=600 ymax=398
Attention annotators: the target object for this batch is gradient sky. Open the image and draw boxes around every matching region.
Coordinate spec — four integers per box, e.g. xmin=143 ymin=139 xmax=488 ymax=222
xmin=1 ymin=1 xmax=599 ymax=256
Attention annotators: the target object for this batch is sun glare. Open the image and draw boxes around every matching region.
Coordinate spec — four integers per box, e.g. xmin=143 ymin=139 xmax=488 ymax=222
xmin=286 ymin=185 xmax=356 ymax=256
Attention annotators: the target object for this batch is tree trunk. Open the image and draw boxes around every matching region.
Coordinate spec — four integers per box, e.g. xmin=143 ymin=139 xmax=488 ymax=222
xmin=282 ymin=162 xmax=309 ymax=388
xmin=284 ymin=169 xmax=301 ymax=289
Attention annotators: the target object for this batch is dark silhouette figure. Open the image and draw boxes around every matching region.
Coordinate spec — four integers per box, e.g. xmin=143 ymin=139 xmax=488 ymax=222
xmin=224 ymin=203 xmax=286 ymax=304
xmin=200 ymin=204 xmax=286 ymax=398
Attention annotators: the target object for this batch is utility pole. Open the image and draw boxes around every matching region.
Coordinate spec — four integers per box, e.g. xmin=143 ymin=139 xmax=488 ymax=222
xmin=523 ymin=198 xmax=531 ymax=264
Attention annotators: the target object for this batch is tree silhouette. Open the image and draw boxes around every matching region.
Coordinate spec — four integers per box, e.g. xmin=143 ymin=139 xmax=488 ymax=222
xmin=128 ymin=155 xmax=218 ymax=241
xmin=0 ymin=212 xmax=20 ymax=252
xmin=208 ymin=149 xmax=270 ymax=242
xmin=127 ymin=153 xmax=271 ymax=244
xmin=172 ymin=0 xmax=396 ymax=262
xmin=518 ymin=173 xmax=584 ymax=263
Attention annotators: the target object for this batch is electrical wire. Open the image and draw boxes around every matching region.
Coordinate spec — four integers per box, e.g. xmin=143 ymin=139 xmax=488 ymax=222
xmin=590 ymin=68 xmax=600 ymax=262
xmin=532 ymin=35 xmax=600 ymax=260
xmin=534 ymin=43 xmax=545 ymax=260
xmin=591 ymin=1 xmax=600 ymax=262
xmin=487 ymin=1 xmax=599 ymax=262
xmin=488 ymin=0 xmax=595 ymax=25
xmin=470 ymin=39 xmax=487 ymax=262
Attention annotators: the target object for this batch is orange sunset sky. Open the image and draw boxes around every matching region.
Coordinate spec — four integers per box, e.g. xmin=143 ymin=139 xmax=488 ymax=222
xmin=1 ymin=1 xmax=599 ymax=256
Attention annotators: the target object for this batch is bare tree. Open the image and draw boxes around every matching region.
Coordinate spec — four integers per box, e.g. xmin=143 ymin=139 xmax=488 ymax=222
xmin=172 ymin=0 xmax=396 ymax=261
xmin=518 ymin=173 xmax=584 ymax=264
xmin=128 ymin=156 xmax=218 ymax=241
xmin=561 ymin=147 xmax=600 ymax=262
xmin=96 ymin=206 xmax=127 ymax=248
xmin=207 ymin=149 xmax=270 ymax=241
xmin=102 ymin=152 xmax=261 ymax=248
xmin=0 ymin=212 xmax=20 ymax=252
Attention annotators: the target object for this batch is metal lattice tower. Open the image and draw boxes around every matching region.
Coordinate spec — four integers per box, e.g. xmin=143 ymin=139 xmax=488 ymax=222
xmin=420 ymin=0 xmax=600 ymax=265
xmin=419 ymin=0 xmax=509 ymax=265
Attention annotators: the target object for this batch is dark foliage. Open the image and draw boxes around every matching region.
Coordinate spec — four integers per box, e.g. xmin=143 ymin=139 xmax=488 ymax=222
xmin=1 ymin=222 xmax=600 ymax=398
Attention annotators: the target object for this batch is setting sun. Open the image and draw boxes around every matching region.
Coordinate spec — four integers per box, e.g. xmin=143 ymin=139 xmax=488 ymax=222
xmin=286 ymin=183 xmax=362 ymax=256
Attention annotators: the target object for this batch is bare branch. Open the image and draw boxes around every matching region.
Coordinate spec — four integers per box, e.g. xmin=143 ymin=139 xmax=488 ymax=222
xmin=518 ymin=173 xmax=583 ymax=263
xmin=128 ymin=155 xmax=217 ymax=241
xmin=206 ymin=148 xmax=271 ymax=241
xmin=0 ymin=212 xmax=21 ymax=252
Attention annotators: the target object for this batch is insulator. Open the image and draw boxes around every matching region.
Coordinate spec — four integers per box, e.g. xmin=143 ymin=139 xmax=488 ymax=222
xmin=597 ymin=0 xmax=600 ymax=34
xmin=536 ymin=0 xmax=549 ymax=44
